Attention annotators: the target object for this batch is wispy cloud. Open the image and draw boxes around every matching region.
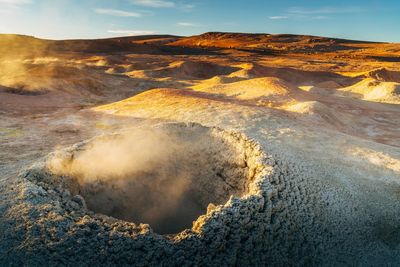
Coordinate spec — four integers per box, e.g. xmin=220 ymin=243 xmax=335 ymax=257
xmin=0 ymin=0 xmax=32 ymax=4
xmin=268 ymin=14 xmax=328 ymax=21
xmin=177 ymin=22 xmax=198 ymax=27
xmin=93 ymin=8 xmax=142 ymax=18
xmin=94 ymin=8 xmax=142 ymax=17
xmin=180 ymin=4 xmax=194 ymax=11
xmin=269 ymin=6 xmax=363 ymax=21
xmin=269 ymin=16 xmax=288 ymax=20
xmin=313 ymin=15 xmax=329 ymax=20
xmin=107 ymin=29 xmax=155 ymax=36
xmin=288 ymin=6 xmax=365 ymax=15
xmin=130 ymin=0 xmax=194 ymax=11
xmin=0 ymin=0 xmax=31 ymax=14
xmin=131 ymin=0 xmax=175 ymax=8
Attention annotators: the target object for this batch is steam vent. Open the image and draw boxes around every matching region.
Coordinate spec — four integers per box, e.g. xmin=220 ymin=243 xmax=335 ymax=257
xmin=39 ymin=123 xmax=266 ymax=235
xmin=11 ymin=123 xmax=279 ymax=265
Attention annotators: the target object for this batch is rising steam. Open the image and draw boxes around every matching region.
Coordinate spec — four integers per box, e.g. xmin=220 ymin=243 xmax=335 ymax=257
xmin=46 ymin=125 xmax=251 ymax=234
xmin=48 ymin=128 xmax=196 ymax=233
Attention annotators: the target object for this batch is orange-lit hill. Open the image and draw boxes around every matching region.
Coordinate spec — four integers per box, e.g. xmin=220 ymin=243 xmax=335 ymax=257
xmin=168 ymin=32 xmax=379 ymax=53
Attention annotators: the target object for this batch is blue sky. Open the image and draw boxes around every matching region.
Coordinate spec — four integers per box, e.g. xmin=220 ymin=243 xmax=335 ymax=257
xmin=1 ymin=0 xmax=399 ymax=42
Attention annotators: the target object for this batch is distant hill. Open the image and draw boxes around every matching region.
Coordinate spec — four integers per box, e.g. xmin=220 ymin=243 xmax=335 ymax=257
xmin=0 ymin=32 xmax=389 ymax=58
xmin=168 ymin=32 xmax=381 ymax=53
xmin=0 ymin=34 xmax=194 ymax=57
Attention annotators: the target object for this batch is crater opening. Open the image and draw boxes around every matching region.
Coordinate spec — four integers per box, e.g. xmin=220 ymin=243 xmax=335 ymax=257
xmin=47 ymin=123 xmax=262 ymax=234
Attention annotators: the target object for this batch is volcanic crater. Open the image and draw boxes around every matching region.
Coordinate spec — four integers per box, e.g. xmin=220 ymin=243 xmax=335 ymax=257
xmin=28 ymin=123 xmax=267 ymax=235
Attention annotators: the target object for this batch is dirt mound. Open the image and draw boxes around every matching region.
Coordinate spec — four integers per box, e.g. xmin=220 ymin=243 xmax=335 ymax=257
xmin=192 ymin=77 xmax=291 ymax=100
xmin=229 ymin=63 xmax=352 ymax=85
xmin=129 ymin=61 xmax=238 ymax=80
xmin=315 ymin=80 xmax=342 ymax=89
xmin=93 ymin=88 xmax=240 ymax=119
xmin=363 ymin=68 xmax=400 ymax=83
xmin=339 ymin=78 xmax=400 ymax=104
xmin=284 ymin=101 xmax=345 ymax=126
xmin=197 ymin=75 xmax=243 ymax=85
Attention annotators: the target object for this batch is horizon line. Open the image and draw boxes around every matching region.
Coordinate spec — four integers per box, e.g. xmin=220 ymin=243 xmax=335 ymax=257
xmin=0 ymin=31 xmax=396 ymax=44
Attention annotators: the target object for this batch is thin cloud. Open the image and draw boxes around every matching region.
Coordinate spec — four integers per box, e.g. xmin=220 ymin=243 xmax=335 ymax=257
xmin=288 ymin=6 xmax=365 ymax=15
xmin=269 ymin=16 xmax=288 ymax=20
xmin=131 ymin=0 xmax=194 ymax=11
xmin=268 ymin=6 xmax=362 ymax=21
xmin=94 ymin=8 xmax=142 ymax=17
xmin=0 ymin=0 xmax=32 ymax=4
xmin=177 ymin=22 xmax=198 ymax=27
xmin=313 ymin=15 xmax=329 ymax=20
xmin=131 ymin=0 xmax=175 ymax=8
xmin=0 ymin=0 xmax=31 ymax=14
xmin=107 ymin=30 xmax=156 ymax=36
xmin=180 ymin=4 xmax=195 ymax=11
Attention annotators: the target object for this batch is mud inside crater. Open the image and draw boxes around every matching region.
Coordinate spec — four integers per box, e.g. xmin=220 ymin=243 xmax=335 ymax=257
xmin=46 ymin=123 xmax=262 ymax=234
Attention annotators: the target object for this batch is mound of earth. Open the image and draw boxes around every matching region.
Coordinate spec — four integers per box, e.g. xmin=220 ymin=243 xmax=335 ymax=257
xmin=192 ymin=77 xmax=292 ymax=100
xmin=193 ymin=75 xmax=242 ymax=86
xmin=362 ymin=68 xmax=400 ymax=83
xmin=315 ymin=80 xmax=342 ymax=89
xmin=128 ymin=61 xmax=238 ymax=80
xmin=283 ymin=100 xmax=346 ymax=126
xmin=228 ymin=63 xmax=354 ymax=85
xmin=339 ymin=78 xmax=400 ymax=104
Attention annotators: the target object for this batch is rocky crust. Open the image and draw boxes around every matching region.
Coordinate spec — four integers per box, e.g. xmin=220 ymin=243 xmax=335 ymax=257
xmin=2 ymin=123 xmax=279 ymax=266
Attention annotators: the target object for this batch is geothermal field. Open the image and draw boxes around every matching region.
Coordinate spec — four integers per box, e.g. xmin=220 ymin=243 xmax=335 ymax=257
xmin=0 ymin=32 xmax=400 ymax=266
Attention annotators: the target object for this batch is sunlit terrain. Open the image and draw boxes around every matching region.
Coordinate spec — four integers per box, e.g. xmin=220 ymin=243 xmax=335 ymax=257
xmin=1 ymin=32 xmax=400 ymax=266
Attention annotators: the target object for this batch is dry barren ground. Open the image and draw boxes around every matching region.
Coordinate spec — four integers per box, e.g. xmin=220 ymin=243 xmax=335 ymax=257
xmin=0 ymin=33 xmax=400 ymax=266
